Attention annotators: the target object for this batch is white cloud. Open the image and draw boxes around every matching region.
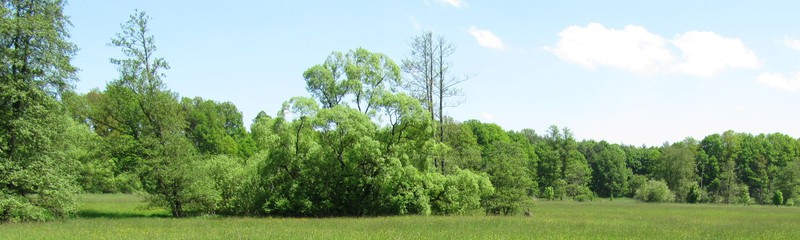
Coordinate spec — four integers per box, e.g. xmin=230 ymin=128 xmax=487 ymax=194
xmin=545 ymin=23 xmax=761 ymax=77
xmin=544 ymin=23 xmax=673 ymax=74
xmin=783 ymin=37 xmax=800 ymax=51
xmin=757 ymin=72 xmax=800 ymax=92
xmin=481 ymin=112 xmax=496 ymax=121
xmin=671 ymin=31 xmax=760 ymax=77
xmin=437 ymin=0 xmax=466 ymax=8
xmin=468 ymin=26 xmax=505 ymax=50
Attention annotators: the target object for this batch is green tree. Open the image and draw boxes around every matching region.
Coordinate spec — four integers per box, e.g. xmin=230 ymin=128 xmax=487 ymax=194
xmin=655 ymin=140 xmax=699 ymax=202
xmin=303 ymin=51 xmax=351 ymax=109
xmin=304 ymin=48 xmax=401 ymax=114
xmin=375 ymin=92 xmax=436 ymax=171
xmin=106 ymin=10 xmax=205 ymax=217
xmin=736 ymin=134 xmax=770 ymax=204
xmin=586 ymin=141 xmax=632 ymax=198
xmin=482 ymin=141 xmax=533 ymax=215
xmin=542 ymin=126 xmax=591 ymax=199
xmin=182 ymin=97 xmax=255 ymax=158
xmin=441 ymin=120 xmax=482 ymax=172
xmin=0 ymin=0 xmax=81 ymax=222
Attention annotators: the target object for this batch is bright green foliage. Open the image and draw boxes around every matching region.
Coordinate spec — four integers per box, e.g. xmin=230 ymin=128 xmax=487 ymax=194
xmin=0 ymin=0 xmax=82 ymax=222
xmin=375 ymin=92 xmax=436 ymax=171
xmin=635 ymin=180 xmax=675 ymax=203
xmin=249 ymin=111 xmax=279 ymax=154
xmin=429 ymin=169 xmax=494 ymax=214
xmin=195 ymin=155 xmax=248 ymax=214
xmin=255 ymin=94 xmax=444 ymax=217
xmin=304 ymin=48 xmax=401 ymax=114
xmin=303 ymin=52 xmax=352 ymax=108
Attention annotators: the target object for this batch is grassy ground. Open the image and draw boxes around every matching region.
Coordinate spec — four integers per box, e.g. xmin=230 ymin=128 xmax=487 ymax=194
xmin=1 ymin=194 xmax=799 ymax=239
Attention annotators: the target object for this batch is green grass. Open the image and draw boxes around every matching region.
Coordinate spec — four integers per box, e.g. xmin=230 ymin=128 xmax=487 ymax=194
xmin=1 ymin=195 xmax=799 ymax=239
xmin=75 ymin=194 xmax=170 ymax=219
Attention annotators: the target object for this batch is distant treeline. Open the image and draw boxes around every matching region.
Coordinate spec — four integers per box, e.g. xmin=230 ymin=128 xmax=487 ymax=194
xmin=2 ymin=2 xmax=799 ymax=222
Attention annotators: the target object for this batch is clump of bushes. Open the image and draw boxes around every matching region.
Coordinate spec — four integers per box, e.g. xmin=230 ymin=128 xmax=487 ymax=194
xmin=635 ymin=180 xmax=675 ymax=203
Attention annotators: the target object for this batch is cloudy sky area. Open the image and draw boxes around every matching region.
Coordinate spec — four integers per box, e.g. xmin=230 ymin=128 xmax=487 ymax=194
xmin=66 ymin=0 xmax=800 ymax=146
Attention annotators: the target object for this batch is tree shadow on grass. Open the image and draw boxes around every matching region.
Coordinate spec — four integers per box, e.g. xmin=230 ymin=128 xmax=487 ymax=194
xmin=77 ymin=210 xmax=171 ymax=219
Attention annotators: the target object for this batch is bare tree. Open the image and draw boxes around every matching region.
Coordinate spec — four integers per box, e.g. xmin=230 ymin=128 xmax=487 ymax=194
xmin=402 ymin=31 xmax=469 ymax=174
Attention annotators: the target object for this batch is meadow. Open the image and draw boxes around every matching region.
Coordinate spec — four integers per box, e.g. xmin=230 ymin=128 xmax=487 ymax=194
xmin=1 ymin=194 xmax=799 ymax=239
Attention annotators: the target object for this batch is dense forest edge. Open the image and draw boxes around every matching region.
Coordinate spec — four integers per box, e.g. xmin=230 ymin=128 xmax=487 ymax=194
xmin=2 ymin=1 xmax=799 ymax=222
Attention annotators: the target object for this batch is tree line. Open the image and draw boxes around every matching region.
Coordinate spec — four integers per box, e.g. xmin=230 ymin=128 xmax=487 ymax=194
xmin=2 ymin=2 xmax=799 ymax=222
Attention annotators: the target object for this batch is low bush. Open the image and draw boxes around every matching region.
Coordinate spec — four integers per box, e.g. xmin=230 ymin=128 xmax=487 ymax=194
xmin=635 ymin=180 xmax=675 ymax=203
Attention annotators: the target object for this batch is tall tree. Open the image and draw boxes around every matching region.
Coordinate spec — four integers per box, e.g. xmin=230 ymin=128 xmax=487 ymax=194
xmin=585 ymin=141 xmax=632 ymax=198
xmin=402 ymin=31 xmax=467 ymax=144
xmin=106 ymin=10 xmax=208 ymax=217
xmin=0 ymin=0 xmax=81 ymax=222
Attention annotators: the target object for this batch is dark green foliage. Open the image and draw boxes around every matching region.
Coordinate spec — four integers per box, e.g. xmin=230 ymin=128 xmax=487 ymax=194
xmin=687 ymin=183 xmax=702 ymax=203
xmin=482 ymin=141 xmax=534 ymax=215
xmin=182 ymin=97 xmax=255 ymax=158
xmin=654 ymin=140 xmax=698 ymax=202
xmin=583 ymin=141 xmax=632 ymax=198
xmin=773 ymin=191 xmax=783 ymax=206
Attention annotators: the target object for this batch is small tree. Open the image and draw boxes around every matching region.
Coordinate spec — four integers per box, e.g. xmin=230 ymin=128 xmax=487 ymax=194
xmin=773 ymin=191 xmax=784 ymax=206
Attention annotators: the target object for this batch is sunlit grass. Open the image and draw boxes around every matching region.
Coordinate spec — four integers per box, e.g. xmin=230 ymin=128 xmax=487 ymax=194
xmin=1 ymin=195 xmax=798 ymax=239
xmin=75 ymin=194 xmax=170 ymax=219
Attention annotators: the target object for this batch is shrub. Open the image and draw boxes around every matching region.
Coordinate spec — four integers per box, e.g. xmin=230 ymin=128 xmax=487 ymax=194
xmin=773 ymin=191 xmax=784 ymax=206
xmin=686 ymin=183 xmax=704 ymax=203
xmin=737 ymin=185 xmax=753 ymax=205
xmin=430 ymin=169 xmax=494 ymax=215
xmin=544 ymin=186 xmax=555 ymax=200
xmin=634 ymin=180 xmax=675 ymax=203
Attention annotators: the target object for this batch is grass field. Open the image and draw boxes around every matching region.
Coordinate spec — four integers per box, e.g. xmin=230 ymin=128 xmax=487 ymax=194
xmin=1 ymin=194 xmax=799 ymax=239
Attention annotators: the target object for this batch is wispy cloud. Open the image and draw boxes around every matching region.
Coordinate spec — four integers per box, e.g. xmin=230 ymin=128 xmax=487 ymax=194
xmin=545 ymin=23 xmax=761 ymax=77
xmin=757 ymin=72 xmax=800 ymax=92
xmin=468 ymin=26 xmax=504 ymax=50
xmin=408 ymin=16 xmax=422 ymax=30
xmin=783 ymin=37 xmax=800 ymax=51
xmin=481 ymin=112 xmax=496 ymax=121
xmin=437 ymin=0 xmax=466 ymax=8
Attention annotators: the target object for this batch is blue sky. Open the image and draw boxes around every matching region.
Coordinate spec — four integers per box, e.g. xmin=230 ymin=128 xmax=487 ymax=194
xmin=65 ymin=0 xmax=800 ymax=146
